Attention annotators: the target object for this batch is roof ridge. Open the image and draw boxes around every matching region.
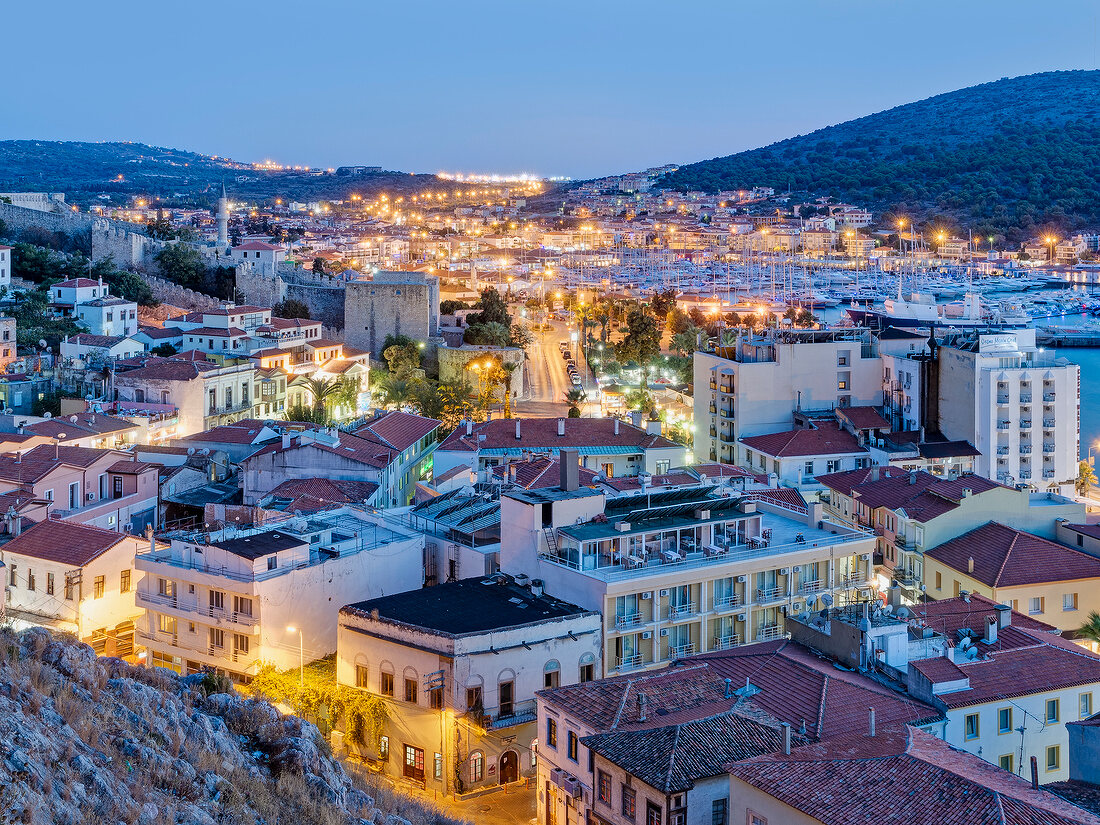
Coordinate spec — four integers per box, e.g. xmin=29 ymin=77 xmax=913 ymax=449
xmin=611 ymin=678 xmax=636 ymax=730
xmin=816 ymin=676 xmax=829 ymax=736
xmin=663 ymin=722 xmax=682 ymax=789
xmin=992 ymin=523 xmax=1018 ymax=587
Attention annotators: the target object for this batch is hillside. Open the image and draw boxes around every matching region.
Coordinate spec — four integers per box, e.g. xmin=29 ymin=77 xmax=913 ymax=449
xmin=0 ymin=140 xmax=437 ymax=207
xmin=0 ymin=626 xmax=465 ymax=825
xmin=662 ymin=70 xmax=1100 ymax=235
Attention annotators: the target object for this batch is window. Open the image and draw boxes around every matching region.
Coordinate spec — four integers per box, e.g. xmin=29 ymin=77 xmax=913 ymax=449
xmin=597 ymin=770 xmax=611 ymax=805
xmin=499 ymin=679 xmax=514 ymax=717
xmin=1064 ymin=592 xmax=1079 ymax=611
xmin=404 ymin=677 xmax=418 ymax=703
xmin=379 ymin=735 xmax=389 ymax=762
xmin=434 ymin=752 xmax=443 ymax=781
xmin=826 ymin=460 xmax=840 ymax=473
xmin=120 ymin=570 xmax=130 ymax=593
xmin=355 ymin=666 xmax=369 ymax=688
xmin=466 ymin=685 xmax=483 ymax=713
xmin=546 ymin=718 xmax=557 ymax=748
xmin=209 ymin=589 xmax=225 ymax=613
xmin=233 ymin=595 xmax=252 ymax=616
xmin=46 ymin=572 xmax=54 ymax=596
xmin=8 ymin=564 xmax=15 ymax=586
xmin=93 ymin=575 xmax=105 ymax=599
xmin=429 ymin=687 xmax=443 ymax=709
xmin=655 ymin=460 xmax=670 ymax=475
xmin=580 ymin=661 xmax=595 ymax=683
xmin=1046 ymin=699 xmax=1060 ymax=724
xmin=158 ymin=614 xmax=177 ymax=635
xmin=964 ymin=713 xmax=979 ymax=740
xmin=621 ymin=785 xmax=636 ymax=819
xmin=646 ymin=801 xmax=662 ymax=825
xmin=469 ymin=751 xmax=484 ymax=782
xmin=403 ymin=744 xmax=425 ymax=781
xmin=935 ymin=571 xmax=942 ymax=591
xmin=998 ymin=707 xmax=1012 ymax=734
xmin=804 ymin=461 xmax=814 ymax=477
xmin=209 ymin=628 xmax=224 ymax=649
xmin=64 ymin=574 xmax=75 ymax=601
xmin=544 ymin=660 xmax=561 ymax=689
xmin=233 ymin=634 xmax=249 ymax=655
xmin=1047 ymin=745 xmax=1060 ymax=771
xmin=711 ymin=798 xmax=728 ymax=825
xmin=567 ymin=730 xmax=578 ymax=762
xmin=381 ymin=672 xmax=394 ymax=697
xmin=26 ymin=569 xmax=35 ymax=592
xmin=68 ymin=482 xmax=79 ymax=509
xmin=267 ymin=556 xmax=278 ymax=570
xmin=1000 ymin=754 xmax=1014 ymax=773
xmin=748 ymin=813 xmax=767 ymax=825
xmin=1082 ymin=692 xmax=1093 ymax=719
xmin=1029 ymin=596 xmax=1045 ymax=615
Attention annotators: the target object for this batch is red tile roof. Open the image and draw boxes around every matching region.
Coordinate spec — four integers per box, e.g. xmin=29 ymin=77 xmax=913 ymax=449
xmin=745 ymin=486 xmax=809 ymax=513
xmin=25 ymin=413 xmax=138 ymax=440
xmin=354 ymin=411 xmax=440 ymax=452
xmin=601 ymin=472 xmax=697 ymax=492
xmin=107 ymin=460 xmax=159 ymax=474
xmin=114 ymin=357 xmax=219 ymax=381
xmin=1063 ymin=523 xmax=1100 ymax=541
xmin=437 ymin=417 xmax=679 ymax=453
xmin=492 ymin=456 xmax=599 ymax=489
xmin=739 ymin=422 xmax=865 ymax=458
xmin=179 ymin=420 xmax=277 ymax=446
xmin=233 ymin=242 xmax=282 ymax=251
xmin=836 ymin=406 xmax=890 ymax=430
xmin=52 ymin=278 xmax=101 ymax=289
xmin=264 ymin=478 xmax=379 ymax=513
xmin=927 ymin=522 xmax=1100 ymax=587
xmin=2 ymin=519 xmax=129 ymax=566
xmin=728 ymin=725 xmax=1100 ymax=825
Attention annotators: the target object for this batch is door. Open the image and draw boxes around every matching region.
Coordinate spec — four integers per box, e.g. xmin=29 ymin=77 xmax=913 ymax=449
xmin=499 ymin=750 xmax=518 ymax=784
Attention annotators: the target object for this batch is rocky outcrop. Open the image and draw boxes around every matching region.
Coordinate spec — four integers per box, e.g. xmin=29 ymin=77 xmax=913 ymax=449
xmin=0 ymin=628 xmax=463 ymax=825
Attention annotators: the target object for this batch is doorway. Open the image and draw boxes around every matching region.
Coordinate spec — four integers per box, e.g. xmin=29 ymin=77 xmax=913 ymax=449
xmin=499 ymin=750 xmax=518 ymax=784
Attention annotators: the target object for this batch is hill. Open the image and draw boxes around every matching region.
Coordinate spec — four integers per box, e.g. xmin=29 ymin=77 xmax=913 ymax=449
xmin=661 ymin=70 xmax=1100 ymax=236
xmin=0 ymin=140 xmax=437 ymax=207
xmin=0 ymin=626 xmax=466 ymax=825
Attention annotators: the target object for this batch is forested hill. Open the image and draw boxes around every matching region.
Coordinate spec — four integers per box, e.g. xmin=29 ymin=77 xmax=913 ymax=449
xmin=661 ymin=70 xmax=1100 ymax=235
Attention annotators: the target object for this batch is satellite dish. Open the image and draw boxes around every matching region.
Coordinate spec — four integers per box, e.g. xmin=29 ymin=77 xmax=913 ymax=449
xmin=821 ymin=593 xmax=834 ymax=607
xmin=69 ymin=415 xmax=78 ymax=423
xmin=186 ymin=447 xmax=195 ymax=455
xmin=959 ymin=637 xmax=972 ymax=651
xmin=37 ymin=339 xmax=46 ymax=350
xmin=42 ymin=412 xmax=52 ymax=419
xmin=896 ymin=607 xmax=911 ymax=620
xmin=881 ymin=603 xmax=894 ymax=615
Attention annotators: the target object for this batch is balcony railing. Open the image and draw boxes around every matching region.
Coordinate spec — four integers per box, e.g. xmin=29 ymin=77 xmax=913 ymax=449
xmin=490 ymin=699 xmax=538 ymax=729
xmin=798 ymin=579 xmax=823 ymax=594
xmin=1044 ymin=444 xmax=1056 ymax=454
xmin=1020 ymin=394 xmax=1032 ymax=403
xmin=1043 ymin=470 xmax=1056 ymax=479
xmin=1044 ymin=419 xmax=1056 ymax=428
xmin=713 ymin=634 xmax=741 ymax=650
xmin=839 ymin=573 xmax=866 ymax=588
xmin=615 ymin=612 xmax=642 ymax=630
xmin=756 ymin=625 xmax=783 ymax=641
xmin=997 ymin=422 xmax=1011 ymax=431
xmin=1044 ymin=393 xmax=1056 ymax=402
xmin=670 ymin=642 xmax=695 ymax=658
xmin=1021 ymin=445 xmax=1032 ymax=454
xmin=1020 ymin=420 xmax=1032 ymax=429
xmin=667 ymin=601 xmax=696 ymax=620
xmin=616 ymin=655 xmax=643 ymax=671
xmin=713 ymin=594 xmax=743 ymax=611
xmin=996 ymin=395 xmax=1009 ymax=405
xmin=997 ymin=447 xmax=1009 ymax=455
xmin=756 ymin=586 xmax=784 ymax=603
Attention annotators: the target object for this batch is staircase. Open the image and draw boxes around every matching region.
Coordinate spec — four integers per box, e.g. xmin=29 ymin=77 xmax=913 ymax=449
xmin=543 ymin=528 xmax=558 ymax=555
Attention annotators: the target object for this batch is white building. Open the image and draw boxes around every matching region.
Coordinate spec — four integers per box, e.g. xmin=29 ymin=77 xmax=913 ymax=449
xmin=75 ymin=297 xmax=138 ymax=337
xmin=135 ymin=505 xmax=424 ymax=681
xmin=693 ymin=329 xmax=882 ymax=465
xmin=335 ymin=576 xmax=600 ymax=795
xmin=0 ymin=245 xmax=10 ymax=290
xmin=1 ymin=519 xmax=146 ymax=656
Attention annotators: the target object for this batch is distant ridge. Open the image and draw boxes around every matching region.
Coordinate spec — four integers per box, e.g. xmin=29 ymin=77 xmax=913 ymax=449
xmin=661 ymin=70 xmax=1100 ymax=235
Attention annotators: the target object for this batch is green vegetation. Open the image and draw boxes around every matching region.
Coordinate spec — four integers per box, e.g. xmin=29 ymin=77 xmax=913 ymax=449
xmin=272 ymin=297 xmax=311 ymax=319
xmin=662 ymin=70 xmax=1100 ymax=236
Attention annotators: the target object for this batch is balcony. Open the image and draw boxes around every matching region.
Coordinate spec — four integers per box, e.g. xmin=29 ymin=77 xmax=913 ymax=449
xmin=713 ymin=634 xmax=741 ymax=650
xmin=1044 ymin=393 xmax=1056 ymax=402
xmin=1020 ymin=394 xmax=1032 ymax=403
xmin=1020 ymin=471 xmax=1032 ymax=480
xmin=996 ymin=395 xmax=1009 ymax=405
xmin=756 ymin=625 xmax=783 ymax=642
xmin=1044 ymin=419 xmax=1056 ymax=428
xmin=616 ymin=655 xmax=643 ymax=671
xmin=997 ymin=422 xmax=1011 ymax=431
xmin=996 ymin=446 xmax=1009 ymax=455
xmin=1021 ymin=445 xmax=1032 ymax=454
xmin=719 ymin=407 xmax=734 ymax=419
xmin=490 ymin=699 xmax=538 ymax=729
xmin=667 ymin=601 xmax=696 ymax=620
xmin=895 ymin=572 xmax=920 ymax=587
xmin=1044 ymin=444 xmax=1056 ymax=454
xmin=894 ymin=535 xmax=908 ymax=548
xmin=1020 ymin=420 xmax=1032 ymax=430
xmin=669 ymin=643 xmax=695 ymax=659
xmin=207 ymin=400 xmax=253 ymax=417
xmin=1044 ymin=470 xmax=1056 ymax=479
xmin=839 ymin=573 xmax=866 ymax=588
xmin=756 ymin=586 xmax=784 ymax=604
xmin=615 ymin=612 xmax=643 ymax=630
xmin=798 ymin=579 xmax=823 ymax=594
xmin=713 ymin=594 xmax=743 ymax=611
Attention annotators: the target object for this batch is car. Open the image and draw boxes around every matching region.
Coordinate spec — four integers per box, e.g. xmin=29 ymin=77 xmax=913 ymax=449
xmin=571 ymin=375 xmax=582 ymax=385
xmin=561 ymin=351 xmax=571 ymax=361
xmin=558 ymin=341 xmax=570 ymax=351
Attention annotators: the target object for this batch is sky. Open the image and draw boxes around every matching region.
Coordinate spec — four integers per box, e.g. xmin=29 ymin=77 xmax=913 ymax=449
xmin=6 ymin=1 xmax=1100 ymax=178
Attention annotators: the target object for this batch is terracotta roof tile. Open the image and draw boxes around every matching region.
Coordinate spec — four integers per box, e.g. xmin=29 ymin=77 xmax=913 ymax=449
xmin=740 ymin=422 xmax=865 ymax=458
xmin=2 ymin=519 xmax=129 ymax=566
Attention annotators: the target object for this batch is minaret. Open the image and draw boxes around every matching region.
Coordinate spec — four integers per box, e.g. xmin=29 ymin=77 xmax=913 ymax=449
xmin=217 ymin=183 xmax=229 ymax=249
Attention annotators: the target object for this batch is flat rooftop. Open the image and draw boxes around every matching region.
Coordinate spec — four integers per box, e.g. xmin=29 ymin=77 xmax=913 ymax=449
xmin=342 ymin=576 xmax=594 ymax=636
xmin=210 ymin=531 xmax=306 ymax=560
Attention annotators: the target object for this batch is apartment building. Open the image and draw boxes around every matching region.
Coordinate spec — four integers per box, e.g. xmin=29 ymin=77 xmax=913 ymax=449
xmin=739 ymin=420 xmax=869 ymax=486
xmin=135 ymin=505 xmax=424 ymax=681
xmin=923 ymin=522 xmax=1100 ymax=630
xmin=335 ymin=576 xmax=599 ymax=796
xmin=1 ymin=519 xmax=146 ymax=656
xmin=693 ymin=329 xmax=881 ymax=465
xmin=500 ymin=452 xmax=876 ymax=676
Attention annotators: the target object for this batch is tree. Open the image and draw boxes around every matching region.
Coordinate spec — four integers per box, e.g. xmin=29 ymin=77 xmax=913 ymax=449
xmin=564 ymin=387 xmax=585 ymax=418
xmin=508 ymin=323 xmax=534 ymax=350
xmin=383 ymin=341 xmax=422 ymax=380
xmin=667 ymin=307 xmax=692 ymax=335
xmin=650 ymin=289 xmax=676 ymax=320
xmin=440 ymin=299 xmax=470 ymax=315
xmin=151 ymin=343 xmax=178 ymax=357
xmin=91 ymin=256 xmax=156 ymax=306
xmin=615 ymin=307 xmax=662 ymax=383
xmin=373 ymin=375 xmax=413 ymax=410
xmin=302 ymin=375 xmax=343 ymax=422
xmin=312 ymin=257 xmax=326 ymax=275
xmin=1077 ymin=460 xmax=1097 ymax=496
xmin=670 ymin=327 xmax=702 ymax=356
xmin=1078 ymin=611 xmax=1100 ymax=648
xmin=464 ymin=321 xmax=511 ymax=347
xmin=466 ymin=287 xmax=511 ymax=328
xmin=488 ymin=361 xmax=520 ymax=418
xmin=154 ymin=243 xmax=205 ymax=290
xmin=272 ymin=298 xmax=311 ymax=320
xmin=145 ymin=213 xmax=178 ymax=241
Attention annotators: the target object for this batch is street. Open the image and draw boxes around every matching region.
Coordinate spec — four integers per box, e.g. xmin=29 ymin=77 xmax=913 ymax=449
xmin=516 ymin=318 xmax=573 ymax=417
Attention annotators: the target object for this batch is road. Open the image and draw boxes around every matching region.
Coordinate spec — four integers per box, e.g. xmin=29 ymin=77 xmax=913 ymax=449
xmin=516 ymin=319 xmax=574 ymax=417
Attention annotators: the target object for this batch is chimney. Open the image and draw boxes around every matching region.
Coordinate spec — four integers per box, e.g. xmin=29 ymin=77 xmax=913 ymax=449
xmin=530 ymin=578 xmax=544 ymax=598
xmin=465 ymin=419 xmax=473 ymax=437
xmin=985 ymin=615 xmax=998 ymax=646
xmin=508 ymin=464 xmax=517 ymax=483
xmin=613 ymin=418 xmax=620 ymax=435
xmin=630 ymin=410 xmax=643 ymax=428
xmin=781 ymin=722 xmax=792 ymax=754
xmin=145 ymin=523 xmax=155 ymax=555
xmin=723 ymin=677 xmax=733 ymax=698
xmin=962 ymin=488 xmax=972 ymax=498
xmin=871 ymin=466 xmax=880 ymax=483
xmin=281 ymin=432 xmax=291 ymax=449
xmin=1031 ymin=756 xmax=1039 ymax=790
xmin=946 ymin=645 xmax=956 ymax=663
xmin=995 ymin=603 xmax=1012 ymax=629
xmin=515 ymin=419 xmax=521 ymax=440
xmin=868 ymin=707 xmax=876 ymax=737
xmin=967 ymin=556 xmax=974 ymax=574
xmin=637 ymin=693 xmax=647 ymax=723
xmin=908 ymin=469 xmax=917 ymax=485
xmin=559 ymin=448 xmax=580 ymax=492
xmin=557 ymin=418 xmax=565 ymax=437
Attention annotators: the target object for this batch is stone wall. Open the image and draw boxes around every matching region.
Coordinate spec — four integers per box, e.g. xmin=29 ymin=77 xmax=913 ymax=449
xmin=343 ymin=273 xmax=440 ymax=356
xmin=144 ymin=275 xmax=223 ymax=312
xmin=284 ymin=279 xmax=347 ymax=330
xmin=234 ymin=262 xmax=286 ymax=309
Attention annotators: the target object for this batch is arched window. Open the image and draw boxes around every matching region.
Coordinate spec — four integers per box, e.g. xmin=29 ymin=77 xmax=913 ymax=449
xmin=469 ymin=750 xmax=484 ymax=783
xmin=544 ymin=659 xmax=561 ymax=689
xmin=579 ymin=652 xmax=596 ymax=683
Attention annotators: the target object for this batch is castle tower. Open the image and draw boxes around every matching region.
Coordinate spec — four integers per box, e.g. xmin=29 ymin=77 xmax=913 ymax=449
xmin=217 ymin=183 xmax=229 ymax=249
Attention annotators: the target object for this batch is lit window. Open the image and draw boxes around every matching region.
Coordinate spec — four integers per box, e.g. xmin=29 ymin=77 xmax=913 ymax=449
xmin=355 ymin=665 xmax=368 ymax=688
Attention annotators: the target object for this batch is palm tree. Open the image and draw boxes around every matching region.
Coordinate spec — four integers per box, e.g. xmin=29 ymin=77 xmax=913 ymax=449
xmin=1079 ymin=611 xmax=1100 ymax=650
xmin=498 ymin=362 xmax=519 ymax=418
xmin=303 ymin=375 xmax=342 ymax=422
xmin=564 ymin=387 xmax=585 ymax=418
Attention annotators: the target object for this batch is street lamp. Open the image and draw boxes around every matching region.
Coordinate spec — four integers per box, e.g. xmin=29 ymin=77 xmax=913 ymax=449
xmin=286 ymin=626 xmax=304 ymax=687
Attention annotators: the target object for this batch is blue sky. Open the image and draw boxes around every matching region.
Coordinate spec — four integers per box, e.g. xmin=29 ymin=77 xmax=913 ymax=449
xmin=7 ymin=1 xmax=1098 ymax=177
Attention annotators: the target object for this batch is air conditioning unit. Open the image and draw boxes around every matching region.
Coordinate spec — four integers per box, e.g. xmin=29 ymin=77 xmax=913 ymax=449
xmin=736 ymin=613 xmax=747 ymax=622
xmin=563 ymin=776 xmax=583 ymax=799
xmin=694 ymin=509 xmax=711 ymax=520
xmin=659 ymin=589 xmax=670 ymax=598
xmin=641 ymin=591 xmax=652 ymax=600
xmin=86 ymin=492 xmax=95 ymax=501
xmin=659 ymin=628 xmax=670 ymax=637
xmin=549 ymin=768 xmax=565 ymax=787
xmin=614 ymin=521 xmax=631 ymax=532
xmin=737 ymin=575 xmax=747 ymax=583
xmin=641 ymin=631 xmax=653 ymax=640
xmin=779 ymin=567 xmax=790 ymax=575
xmin=860 ymin=554 xmax=871 ymax=561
